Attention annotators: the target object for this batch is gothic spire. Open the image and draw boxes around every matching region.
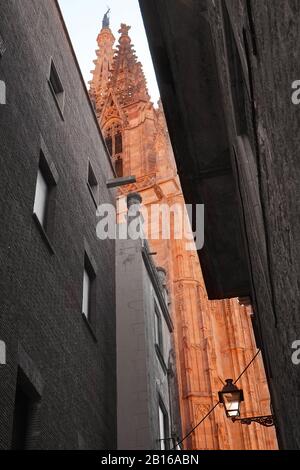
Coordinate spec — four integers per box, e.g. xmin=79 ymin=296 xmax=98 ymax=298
xmin=110 ymin=24 xmax=150 ymax=106
xmin=89 ymin=22 xmax=151 ymax=118
xmin=102 ymin=8 xmax=110 ymax=29
xmin=89 ymin=12 xmax=115 ymax=113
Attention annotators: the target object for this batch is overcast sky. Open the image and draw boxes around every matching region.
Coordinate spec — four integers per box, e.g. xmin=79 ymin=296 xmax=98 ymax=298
xmin=58 ymin=0 xmax=160 ymax=103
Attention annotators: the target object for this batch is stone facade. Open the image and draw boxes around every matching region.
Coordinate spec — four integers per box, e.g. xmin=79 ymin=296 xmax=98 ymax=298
xmin=0 ymin=0 xmax=116 ymax=449
xmin=90 ymin=17 xmax=277 ymax=450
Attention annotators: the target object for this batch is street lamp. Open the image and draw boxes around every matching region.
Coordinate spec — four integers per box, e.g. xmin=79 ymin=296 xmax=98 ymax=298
xmin=218 ymin=379 xmax=275 ymax=427
xmin=218 ymin=379 xmax=244 ymax=418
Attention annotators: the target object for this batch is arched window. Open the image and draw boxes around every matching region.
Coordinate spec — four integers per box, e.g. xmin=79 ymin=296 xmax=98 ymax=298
xmin=104 ymin=122 xmax=123 ymax=158
xmin=105 ymin=135 xmax=113 ymax=155
xmin=115 ymin=131 xmax=123 ymax=154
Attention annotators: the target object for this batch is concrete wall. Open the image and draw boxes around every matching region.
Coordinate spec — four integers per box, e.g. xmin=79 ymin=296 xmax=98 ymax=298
xmin=116 ymin=237 xmax=149 ymax=449
xmin=0 ymin=0 xmax=116 ymax=449
xmin=116 ymin=235 xmax=175 ymax=450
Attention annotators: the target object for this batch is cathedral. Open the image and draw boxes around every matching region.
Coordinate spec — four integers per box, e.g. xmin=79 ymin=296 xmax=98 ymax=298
xmin=89 ymin=13 xmax=277 ymax=450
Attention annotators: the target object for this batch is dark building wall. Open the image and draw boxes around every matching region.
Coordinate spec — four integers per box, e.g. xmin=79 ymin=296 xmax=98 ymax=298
xmin=138 ymin=0 xmax=251 ymax=301
xmin=207 ymin=0 xmax=300 ymax=449
xmin=0 ymin=0 xmax=116 ymax=449
xmin=139 ymin=0 xmax=300 ymax=450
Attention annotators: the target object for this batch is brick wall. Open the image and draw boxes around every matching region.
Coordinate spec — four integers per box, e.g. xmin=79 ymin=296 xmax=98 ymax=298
xmin=0 ymin=0 xmax=116 ymax=449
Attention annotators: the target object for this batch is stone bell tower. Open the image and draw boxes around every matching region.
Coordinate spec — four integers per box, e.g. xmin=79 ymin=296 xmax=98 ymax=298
xmin=89 ymin=13 xmax=277 ymax=450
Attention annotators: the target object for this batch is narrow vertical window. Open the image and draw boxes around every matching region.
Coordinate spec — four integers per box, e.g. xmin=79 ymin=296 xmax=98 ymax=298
xmin=154 ymin=302 xmax=163 ymax=351
xmin=115 ymin=131 xmax=123 ymax=154
xmin=48 ymin=59 xmax=65 ymax=114
xmin=12 ymin=385 xmax=32 ymax=449
xmin=32 ymin=149 xmax=58 ymax=250
xmin=33 ymin=168 xmax=49 ymax=228
xmin=115 ymin=157 xmax=123 ymax=178
xmin=82 ymin=255 xmax=95 ymax=322
xmin=11 ymin=369 xmax=40 ymax=450
xmin=0 ymin=32 xmax=6 ymax=57
xmin=0 ymin=340 xmax=5 ymax=365
xmin=158 ymin=401 xmax=169 ymax=450
xmin=104 ymin=123 xmax=123 ymax=166
xmin=105 ymin=136 xmax=113 ymax=156
xmin=0 ymin=80 xmax=6 ymax=105
xmin=33 ymin=152 xmax=57 ymax=233
xmin=82 ymin=268 xmax=91 ymax=319
xmin=87 ymin=162 xmax=98 ymax=206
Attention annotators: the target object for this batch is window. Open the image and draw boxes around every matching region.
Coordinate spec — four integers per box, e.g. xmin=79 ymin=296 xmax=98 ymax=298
xmin=87 ymin=162 xmax=98 ymax=206
xmin=158 ymin=400 xmax=169 ymax=450
xmin=104 ymin=122 xmax=124 ymax=175
xmin=115 ymin=131 xmax=123 ymax=154
xmin=0 ymin=80 xmax=6 ymax=105
xmin=154 ymin=302 xmax=163 ymax=351
xmin=0 ymin=33 xmax=6 ymax=57
xmin=115 ymin=157 xmax=123 ymax=178
xmin=0 ymin=340 xmax=6 ymax=365
xmin=154 ymin=301 xmax=167 ymax=374
xmin=11 ymin=369 xmax=40 ymax=450
xmin=32 ymin=149 xmax=58 ymax=251
xmin=82 ymin=255 xmax=95 ymax=321
xmin=82 ymin=268 xmax=91 ymax=319
xmin=105 ymin=136 xmax=113 ymax=155
xmin=33 ymin=168 xmax=49 ymax=228
xmin=49 ymin=59 xmax=65 ymax=114
xmin=33 ymin=152 xmax=56 ymax=232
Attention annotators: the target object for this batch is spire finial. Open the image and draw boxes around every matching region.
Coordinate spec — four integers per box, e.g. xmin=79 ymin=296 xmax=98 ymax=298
xmin=119 ymin=23 xmax=131 ymax=36
xmin=102 ymin=7 xmax=111 ymax=29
